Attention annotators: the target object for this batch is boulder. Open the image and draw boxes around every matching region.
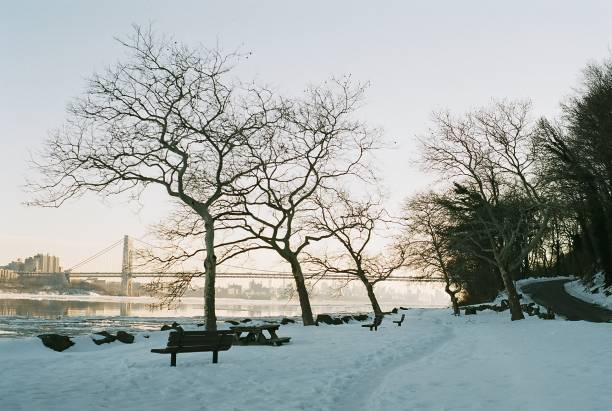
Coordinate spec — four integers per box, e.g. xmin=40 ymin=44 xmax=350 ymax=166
xmin=341 ymin=316 xmax=353 ymax=323
xmin=352 ymin=314 xmax=369 ymax=322
xmin=500 ymin=299 xmax=509 ymax=310
xmin=399 ymin=307 xmax=409 ymax=311
xmin=538 ymin=307 xmax=555 ymax=320
xmin=225 ymin=320 xmax=240 ymax=326
xmin=316 ymin=314 xmax=343 ymax=325
xmin=464 ymin=307 xmax=477 ymax=315
xmin=38 ymin=334 xmax=74 ymax=352
xmin=280 ymin=318 xmax=295 ymax=325
xmin=240 ymin=318 xmax=252 ymax=323
xmin=92 ymin=331 xmax=116 ymax=345
xmin=161 ymin=322 xmax=183 ymax=332
xmin=391 ymin=307 xmax=399 ymax=314
xmin=116 ymin=331 xmax=135 ymax=344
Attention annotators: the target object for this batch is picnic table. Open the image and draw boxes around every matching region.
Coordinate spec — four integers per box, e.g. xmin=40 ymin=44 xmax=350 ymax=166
xmin=229 ymin=324 xmax=291 ymax=346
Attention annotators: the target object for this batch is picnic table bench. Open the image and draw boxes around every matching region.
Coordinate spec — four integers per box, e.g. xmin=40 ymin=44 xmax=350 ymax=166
xmin=230 ymin=324 xmax=291 ymax=346
xmin=151 ymin=329 xmax=234 ymax=366
xmin=362 ymin=314 xmax=384 ymax=331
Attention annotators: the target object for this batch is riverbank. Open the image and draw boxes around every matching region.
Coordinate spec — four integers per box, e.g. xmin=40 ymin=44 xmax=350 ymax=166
xmin=1 ymin=307 xmax=611 ymax=410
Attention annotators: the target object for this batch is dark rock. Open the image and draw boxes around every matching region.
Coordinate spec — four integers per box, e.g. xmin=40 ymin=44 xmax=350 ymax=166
xmin=400 ymin=307 xmax=409 ymax=311
xmin=391 ymin=307 xmax=399 ymax=314
xmin=92 ymin=330 xmax=117 ymax=345
xmin=464 ymin=307 xmax=477 ymax=315
xmin=341 ymin=316 xmax=352 ymax=323
xmin=116 ymin=331 xmax=135 ymax=344
xmin=92 ymin=336 xmax=116 ymax=345
xmin=38 ymin=334 xmax=74 ymax=352
xmin=352 ymin=314 xmax=369 ymax=322
xmin=196 ymin=323 xmax=205 ymax=327
xmin=240 ymin=318 xmax=252 ymax=323
xmin=500 ymin=299 xmax=509 ymax=310
xmin=280 ymin=318 xmax=295 ymax=325
xmin=225 ymin=320 xmax=240 ymax=326
xmin=143 ymin=335 xmax=150 ymax=339
xmin=161 ymin=322 xmax=183 ymax=332
xmin=316 ymin=314 xmax=343 ymax=325
xmin=538 ymin=307 xmax=555 ymax=320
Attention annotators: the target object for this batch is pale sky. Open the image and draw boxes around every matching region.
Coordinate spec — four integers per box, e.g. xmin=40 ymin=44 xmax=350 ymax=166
xmin=2 ymin=0 xmax=612 ymax=271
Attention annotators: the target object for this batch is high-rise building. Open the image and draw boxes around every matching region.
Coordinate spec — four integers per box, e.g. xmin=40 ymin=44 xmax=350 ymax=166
xmin=5 ymin=254 xmax=62 ymax=273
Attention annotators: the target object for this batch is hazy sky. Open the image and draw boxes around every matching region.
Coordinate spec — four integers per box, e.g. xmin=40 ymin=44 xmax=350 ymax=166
xmin=2 ymin=0 xmax=612 ymax=271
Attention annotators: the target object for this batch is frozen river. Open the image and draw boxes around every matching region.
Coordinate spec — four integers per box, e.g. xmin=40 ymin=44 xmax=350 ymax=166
xmin=0 ymin=292 xmax=437 ymax=338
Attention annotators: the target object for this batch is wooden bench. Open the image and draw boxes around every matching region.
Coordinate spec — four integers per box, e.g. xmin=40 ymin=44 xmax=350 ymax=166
xmin=362 ymin=315 xmax=383 ymax=331
xmin=151 ymin=330 xmax=234 ymax=367
xmin=393 ymin=314 xmax=405 ymax=327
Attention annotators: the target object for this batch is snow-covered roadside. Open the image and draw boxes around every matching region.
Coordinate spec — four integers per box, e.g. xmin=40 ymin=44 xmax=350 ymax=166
xmin=1 ymin=309 xmax=611 ymax=411
xmin=565 ymin=272 xmax=612 ymax=310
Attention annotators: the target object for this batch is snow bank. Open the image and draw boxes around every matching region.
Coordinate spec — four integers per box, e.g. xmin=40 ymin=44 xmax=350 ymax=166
xmin=1 ymin=309 xmax=611 ymax=410
xmin=565 ymin=272 xmax=612 ymax=310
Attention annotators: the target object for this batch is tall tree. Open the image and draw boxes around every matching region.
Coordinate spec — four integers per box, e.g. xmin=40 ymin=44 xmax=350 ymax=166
xmin=402 ymin=192 xmax=462 ymax=315
xmin=27 ymin=27 xmax=278 ymax=329
xmin=423 ymin=101 xmax=551 ymax=320
xmin=226 ymin=79 xmax=379 ymax=325
xmin=539 ymin=60 xmax=612 ymax=285
xmin=305 ymin=192 xmax=407 ymax=317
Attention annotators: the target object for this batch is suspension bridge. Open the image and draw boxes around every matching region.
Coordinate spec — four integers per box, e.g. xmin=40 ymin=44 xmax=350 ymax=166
xmin=16 ymin=235 xmax=443 ymax=296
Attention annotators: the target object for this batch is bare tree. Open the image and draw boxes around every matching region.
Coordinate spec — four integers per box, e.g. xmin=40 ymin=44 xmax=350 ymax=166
xmin=402 ymin=192 xmax=462 ymax=315
xmin=305 ymin=191 xmax=407 ymax=316
xmin=27 ymin=26 xmax=279 ymax=330
xmin=224 ymin=79 xmax=379 ymax=325
xmin=423 ymin=101 xmax=551 ymax=320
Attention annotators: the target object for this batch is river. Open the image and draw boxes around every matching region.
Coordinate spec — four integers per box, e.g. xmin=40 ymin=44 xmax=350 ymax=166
xmin=0 ymin=292 xmax=443 ymax=338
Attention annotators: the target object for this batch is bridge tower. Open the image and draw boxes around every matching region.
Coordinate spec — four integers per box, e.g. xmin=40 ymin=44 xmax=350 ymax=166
xmin=121 ymin=235 xmax=133 ymax=296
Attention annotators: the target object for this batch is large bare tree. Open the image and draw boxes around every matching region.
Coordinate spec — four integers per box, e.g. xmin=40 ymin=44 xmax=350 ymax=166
xmin=28 ymin=27 xmax=279 ymax=329
xmin=305 ymin=191 xmax=407 ymax=316
xmin=225 ymin=79 xmax=379 ymax=325
xmin=423 ymin=101 xmax=551 ymax=320
xmin=402 ymin=192 xmax=462 ymax=315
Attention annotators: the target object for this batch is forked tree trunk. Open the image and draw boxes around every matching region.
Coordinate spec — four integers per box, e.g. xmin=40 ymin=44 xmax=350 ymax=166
xmin=499 ymin=265 xmax=524 ymax=321
xmin=286 ymin=254 xmax=315 ymax=326
xmin=445 ymin=284 xmax=460 ymax=316
xmin=363 ymin=280 xmax=383 ymax=317
xmin=203 ymin=215 xmax=217 ymax=330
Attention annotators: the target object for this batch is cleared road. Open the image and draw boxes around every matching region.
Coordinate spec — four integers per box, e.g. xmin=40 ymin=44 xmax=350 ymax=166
xmin=522 ymin=279 xmax=612 ymax=323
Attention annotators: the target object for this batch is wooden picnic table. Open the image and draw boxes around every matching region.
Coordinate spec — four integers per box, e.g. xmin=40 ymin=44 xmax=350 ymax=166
xmin=229 ymin=324 xmax=291 ymax=346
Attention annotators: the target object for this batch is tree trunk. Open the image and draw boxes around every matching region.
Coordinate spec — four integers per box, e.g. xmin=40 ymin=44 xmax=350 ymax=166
xmin=286 ymin=254 xmax=315 ymax=326
xmin=203 ymin=214 xmax=217 ymax=330
xmin=499 ymin=265 xmax=524 ymax=321
xmin=445 ymin=284 xmax=460 ymax=316
xmin=363 ymin=280 xmax=383 ymax=316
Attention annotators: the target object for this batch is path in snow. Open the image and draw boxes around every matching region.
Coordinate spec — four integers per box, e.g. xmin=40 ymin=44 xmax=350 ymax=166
xmin=522 ymin=279 xmax=612 ymax=322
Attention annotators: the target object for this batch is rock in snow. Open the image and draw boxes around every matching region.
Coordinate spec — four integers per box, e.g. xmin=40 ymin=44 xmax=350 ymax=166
xmin=37 ymin=334 xmax=75 ymax=352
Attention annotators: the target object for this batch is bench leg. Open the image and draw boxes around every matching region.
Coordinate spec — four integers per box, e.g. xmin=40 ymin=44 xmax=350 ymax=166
xmin=212 ymin=351 xmax=218 ymax=364
xmin=171 ymin=353 xmax=177 ymax=367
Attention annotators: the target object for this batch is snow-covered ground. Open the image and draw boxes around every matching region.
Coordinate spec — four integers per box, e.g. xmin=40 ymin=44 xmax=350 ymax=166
xmin=565 ymin=272 xmax=612 ymax=310
xmin=1 ymin=308 xmax=611 ymax=411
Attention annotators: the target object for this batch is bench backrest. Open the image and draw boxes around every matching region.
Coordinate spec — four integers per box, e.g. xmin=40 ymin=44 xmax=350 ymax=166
xmin=167 ymin=330 xmax=234 ymax=349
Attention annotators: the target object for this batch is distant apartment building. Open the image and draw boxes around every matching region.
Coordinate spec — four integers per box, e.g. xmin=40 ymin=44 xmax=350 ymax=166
xmin=0 ymin=268 xmax=18 ymax=280
xmin=6 ymin=254 xmax=62 ymax=273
